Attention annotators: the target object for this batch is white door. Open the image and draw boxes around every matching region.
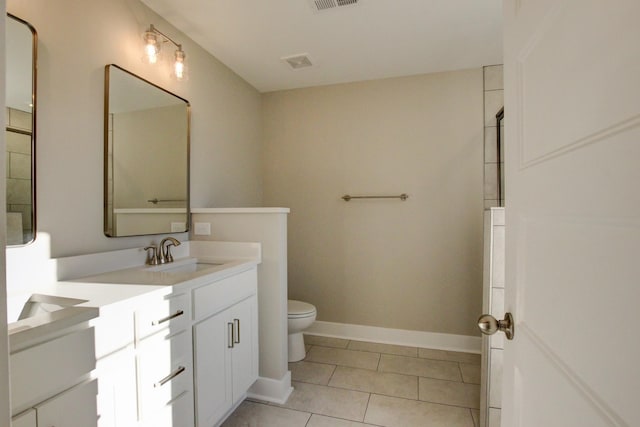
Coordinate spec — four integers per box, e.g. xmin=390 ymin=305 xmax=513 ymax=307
xmin=502 ymin=1 xmax=640 ymax=426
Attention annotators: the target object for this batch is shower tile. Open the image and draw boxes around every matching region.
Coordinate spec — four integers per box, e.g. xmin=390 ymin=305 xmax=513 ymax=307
xmin=289 ymin=361 xmax=336 ymax=385
xmin=279 ymin=381 xmax=369 ymax=422
xmin=460 ymin=363 xmax=481 ymax=385
xmin=484 ymin=164 xmax=499 ymax=200
xmin=419 ymin=377 xmax=480 ymax=409
xmin=484 ymin=200 xmax=500 ymax=209
xmin=306 ymin=346 xmax=380 ymax=370
xmin=418 ymin=348 xmax=480 ymax=365
xmin=221 ymin=401 xmax=310 ymax=427
xmin=347 ymin=340 xmax=417 ymax=357
xmin=305 ymin=334 xmax=350 ymax=349
xmin=378 ymin=354 xmax=461 ymax=382
xmin=364 ymin=394 xmax=475 ymax=427
xmin=484 ymin=90 xmax=504 ymax=127
xmin=329 ymin=366 xmax=418 ymax=400
xmin=484 ymin=127 xmax=499 ymax=163
xmin=484 ymin=65 xmax=504 ymax=91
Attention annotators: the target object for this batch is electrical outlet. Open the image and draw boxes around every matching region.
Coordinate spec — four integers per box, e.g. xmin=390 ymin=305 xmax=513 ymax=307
xmin=171 ymin=222 xmax=186 ymax=232
xmin=193 ymin=222 xmax=211 ymax=236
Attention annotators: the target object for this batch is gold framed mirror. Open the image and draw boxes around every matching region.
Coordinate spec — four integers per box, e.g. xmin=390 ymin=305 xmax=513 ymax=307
xmin=104 ymin=64 xmax=190 ymax=237
xmin=6 ymin=13 xmax=37 ymax=246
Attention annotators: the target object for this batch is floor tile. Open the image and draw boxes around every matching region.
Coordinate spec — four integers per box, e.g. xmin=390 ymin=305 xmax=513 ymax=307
xmin=419 ymin=377 xmax=480 ymax=409
xmin=364 ymin=394 xmax=475 ymax=427
xmin=329 ymin=366 xmax=418 ymax=400
xmin=418 ymin=348 xmax=481 ymax=365
xmin=305 ymin=334 xmax=350 ymax=349
xmin=221 ymin=401 xmax=310 ymax=427
xmin=471 ymin=409 xmax=480 ymax=427
xmin=289 ymin=361 xmax=336 ymax=385
xmin=307 ymin=414 xmax=379 ymax=427
xmin=279 ymin=381 xmax=370 ymax=422
xmin=306 ymin=344 xmax=312 ymax=353
xmin=348 ymin=341 xmax=417 ymax=357
xmin=378 ymin=354 xmax=461 ymax=382
xmin=306 ymin=346 xmax=380 ymax=370
xmin=460 ymin=363 xmax=481 ymax=384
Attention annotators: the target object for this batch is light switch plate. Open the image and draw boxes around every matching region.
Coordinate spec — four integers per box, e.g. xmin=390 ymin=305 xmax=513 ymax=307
xmin=170 ymin=222 xmax=186 ymax=232
xmin=193 ymin=222 xmax=211 ymax=236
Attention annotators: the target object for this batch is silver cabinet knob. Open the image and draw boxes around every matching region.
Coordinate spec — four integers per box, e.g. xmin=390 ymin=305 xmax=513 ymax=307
xmin=477 ymin=312 xmax=514 ymax=340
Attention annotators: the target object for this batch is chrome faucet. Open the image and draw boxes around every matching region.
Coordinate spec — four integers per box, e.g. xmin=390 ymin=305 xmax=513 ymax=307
xmin=159 ymin=237 xmax=181 ymax=264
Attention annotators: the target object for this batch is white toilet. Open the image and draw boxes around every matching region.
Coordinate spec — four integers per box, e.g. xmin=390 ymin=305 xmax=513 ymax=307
xmin=287 ymin=300 xmax=317 ymax=362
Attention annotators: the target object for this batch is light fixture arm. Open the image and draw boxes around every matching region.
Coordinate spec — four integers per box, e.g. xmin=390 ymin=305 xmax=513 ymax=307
xmin=147 ymin=24 xmax=183 ymax=51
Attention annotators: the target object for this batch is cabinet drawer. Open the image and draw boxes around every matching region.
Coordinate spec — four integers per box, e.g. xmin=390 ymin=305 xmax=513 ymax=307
xmin=10 ymin=327 xmax=96 ymax=414
xmin=36 ymin=379 xmax=98 ymax=427
xmin=193 ymin=268 xmax=257 ymax=320
xmin=136 ymin=292 xmax=189 ymax=340
xmin=138 ymin=329 xmax=193 ymax=420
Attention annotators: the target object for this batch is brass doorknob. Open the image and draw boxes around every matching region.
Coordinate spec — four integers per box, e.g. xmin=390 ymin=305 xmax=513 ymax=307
xmin=477 ymin=312 xmax=514 ymax=340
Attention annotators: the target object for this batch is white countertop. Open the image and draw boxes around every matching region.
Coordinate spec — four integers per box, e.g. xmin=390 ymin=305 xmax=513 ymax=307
xmin=7 ymin=241 xmax=261 ymax=351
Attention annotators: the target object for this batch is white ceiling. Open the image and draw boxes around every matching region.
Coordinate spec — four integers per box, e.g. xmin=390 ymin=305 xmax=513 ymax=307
xmin=141 ymin=0 xmax=503 ymax=93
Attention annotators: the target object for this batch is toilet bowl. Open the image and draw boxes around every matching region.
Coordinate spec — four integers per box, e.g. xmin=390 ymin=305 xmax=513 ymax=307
xmin=287 ymin=300 xmax=317 ymax=362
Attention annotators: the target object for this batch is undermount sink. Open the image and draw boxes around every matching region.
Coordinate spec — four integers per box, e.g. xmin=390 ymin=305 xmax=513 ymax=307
xmin=146 ymin=257 xmax=223 ymax=275
xmin=157 ymin=261 xmax=223 ymax=274
xmin=18 ymin=294 xmax=89 ymax=320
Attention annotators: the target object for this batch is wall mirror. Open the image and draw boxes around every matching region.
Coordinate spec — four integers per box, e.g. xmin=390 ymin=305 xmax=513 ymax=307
xmin=6 ymin=14 xmax=37 ymax=246
xmin=104 ymin=64 xmax=190 ymax=237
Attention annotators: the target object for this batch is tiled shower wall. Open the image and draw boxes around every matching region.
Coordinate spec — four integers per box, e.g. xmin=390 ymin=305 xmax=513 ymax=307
xmin=6 ymin=107 xmax=33 ymax=243
xmin=483 ymin=65 xmax=504 ymax=208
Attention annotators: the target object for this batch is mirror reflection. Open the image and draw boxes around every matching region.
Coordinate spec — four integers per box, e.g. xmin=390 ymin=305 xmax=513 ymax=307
xmin=104 ymin=64 xmax=190 ymax=237
xmin=5 ymin=14 xmax=36 ymax=246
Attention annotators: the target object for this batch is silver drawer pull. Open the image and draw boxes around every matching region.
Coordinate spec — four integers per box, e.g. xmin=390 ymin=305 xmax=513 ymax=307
xmin=151 ymin=309 xmax=184 ymax=326
xmin=154 ymin=365 xmax=186 ymax=387
xmin=233 ymin=318 xmax=240 ymax=344
xmin=228 ymin=322 xmax=235 ymax=348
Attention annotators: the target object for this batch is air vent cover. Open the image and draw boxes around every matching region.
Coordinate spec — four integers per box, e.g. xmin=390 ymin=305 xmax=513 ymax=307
xmin=282 ymin=54 xmax=313 ymax=70
xmin=309 ymin=0 xmax=359 ymax=13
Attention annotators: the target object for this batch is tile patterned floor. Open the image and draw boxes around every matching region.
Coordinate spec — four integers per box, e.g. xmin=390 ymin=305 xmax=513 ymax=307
xmin=222 ymin=335 xmax=481 ymax=427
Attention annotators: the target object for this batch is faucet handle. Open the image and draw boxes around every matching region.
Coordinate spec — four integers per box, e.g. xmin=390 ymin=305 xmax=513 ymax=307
xmin=164 ymin=242 xmax=177 ymax=263
xmin=144 ymin=246 xmax=159 ymax=265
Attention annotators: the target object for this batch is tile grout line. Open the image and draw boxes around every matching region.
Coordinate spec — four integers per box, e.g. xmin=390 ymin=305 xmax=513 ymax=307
xmin=362 ymin=392 xmax=372 ymax=424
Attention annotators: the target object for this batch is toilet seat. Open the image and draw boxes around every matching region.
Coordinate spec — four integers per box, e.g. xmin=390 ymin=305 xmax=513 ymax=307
xmin=288 ymin=300 xmax=316 ymax=318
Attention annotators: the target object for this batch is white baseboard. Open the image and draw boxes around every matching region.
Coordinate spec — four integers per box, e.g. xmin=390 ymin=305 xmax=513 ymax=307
xmin=246 ymin=371 xmax=293 ymax=405
xmin=306 ymin=321 xmax=481 ymax=354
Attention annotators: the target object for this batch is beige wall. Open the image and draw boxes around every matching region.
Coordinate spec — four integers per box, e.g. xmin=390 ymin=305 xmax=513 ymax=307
xmin=263 ymin=70 xmax=484 ymax=336
xmin=6 ymin=0 xmax=262 ymax=257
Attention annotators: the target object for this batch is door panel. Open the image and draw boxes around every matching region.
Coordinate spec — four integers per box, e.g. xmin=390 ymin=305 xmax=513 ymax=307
xmin=503 ymin=0 xmax=640 ymax=425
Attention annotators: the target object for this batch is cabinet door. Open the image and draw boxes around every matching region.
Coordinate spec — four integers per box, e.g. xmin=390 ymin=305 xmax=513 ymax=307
xmin=96 ymin=347 xmax=137 ymax=427
xmin=36 ymin=380 xmax=98 ymax=427
xmin=230 ymin=295 xmax=258 ymax=402
xmin=193 ymin=310 xmax=232 ymax=427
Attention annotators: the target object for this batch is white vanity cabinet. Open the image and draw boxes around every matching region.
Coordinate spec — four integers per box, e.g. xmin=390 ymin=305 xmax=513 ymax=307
xmin=135 ymin=291 xmax=194 ymax=427
xmin=10 ymin=326 xmax=98 ymax=426
xmin=192 ymin=268 xmax=259 ymax=427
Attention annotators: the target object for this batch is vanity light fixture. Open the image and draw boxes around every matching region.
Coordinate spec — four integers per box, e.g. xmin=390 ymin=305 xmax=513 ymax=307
xmin=142 ymin=24 xmax=188 ymax=81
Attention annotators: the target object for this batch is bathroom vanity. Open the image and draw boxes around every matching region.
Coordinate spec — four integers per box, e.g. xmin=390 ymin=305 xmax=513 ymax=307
xmin=7 ymin=241 xmax=261 ymax=427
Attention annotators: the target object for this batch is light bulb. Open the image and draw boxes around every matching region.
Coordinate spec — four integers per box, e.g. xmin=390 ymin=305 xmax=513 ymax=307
xmin=142 ymin=29 xmax=160 ymax=64
xmin=145 ymin=43 xmax=158 ymax=64
xmin=173 ymin=49 xmax=187 ymax=81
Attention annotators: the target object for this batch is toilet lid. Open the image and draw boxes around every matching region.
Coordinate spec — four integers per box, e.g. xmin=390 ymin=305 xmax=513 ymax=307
xmin=288 ymin=300 xmax=316 ymax=316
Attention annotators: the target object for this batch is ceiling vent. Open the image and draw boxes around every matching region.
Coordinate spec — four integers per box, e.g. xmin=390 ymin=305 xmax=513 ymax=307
xmin=282 ymin=54 xmax=313 ymax=70
xmin=309 ymin=0 xmax=359 ymax=13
